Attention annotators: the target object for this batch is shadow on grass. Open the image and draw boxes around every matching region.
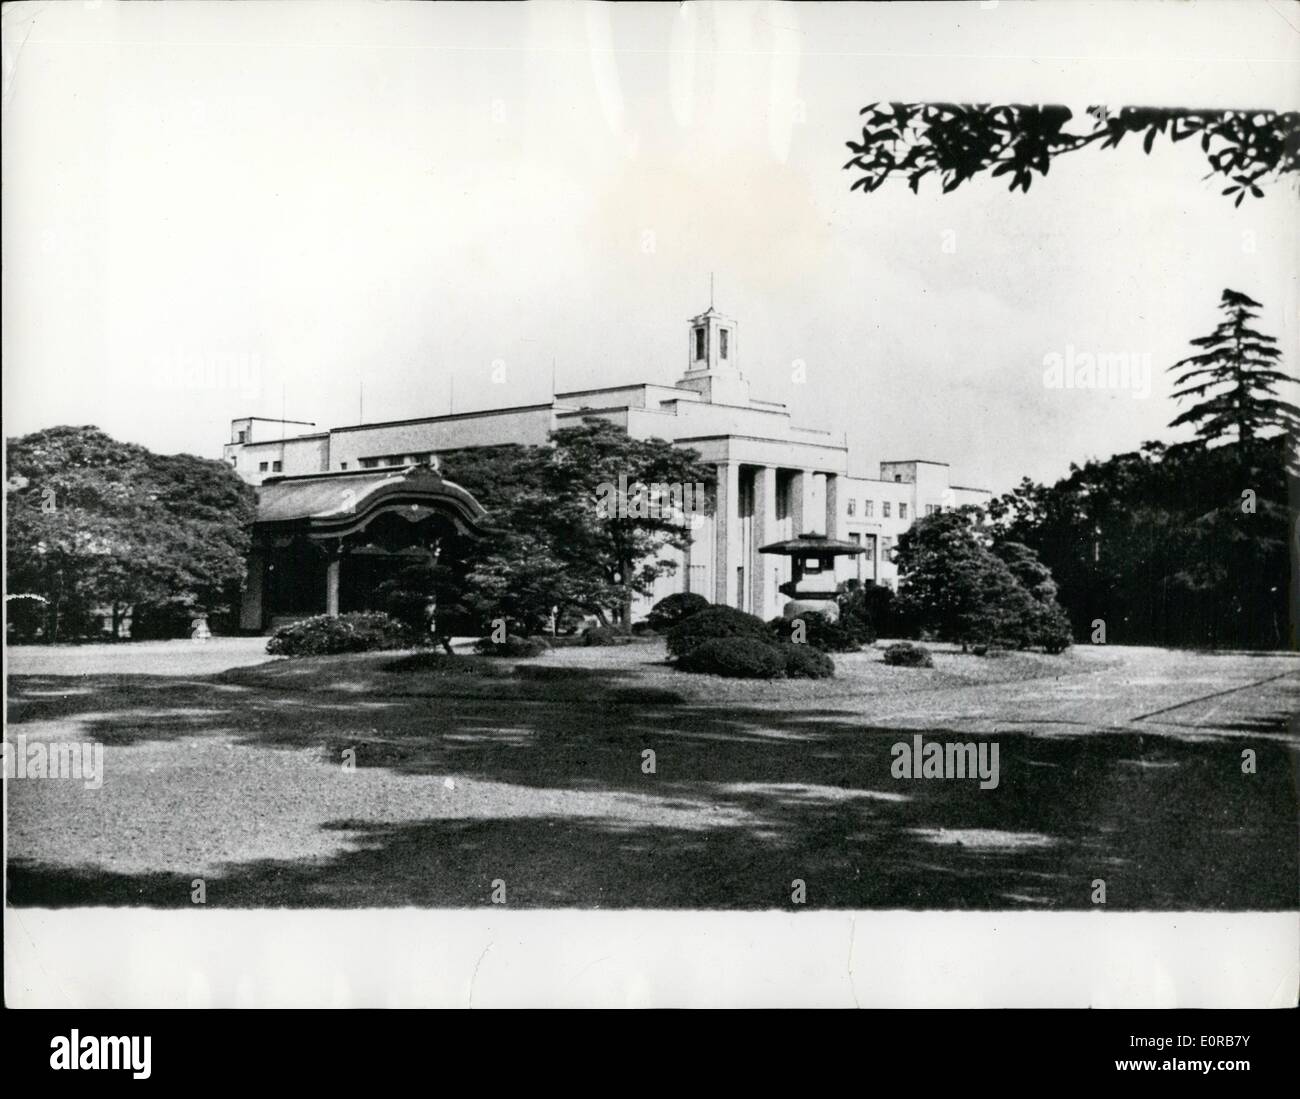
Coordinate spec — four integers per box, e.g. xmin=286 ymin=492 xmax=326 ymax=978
xmin=6 ymin=667 xmax=1298 ymax=910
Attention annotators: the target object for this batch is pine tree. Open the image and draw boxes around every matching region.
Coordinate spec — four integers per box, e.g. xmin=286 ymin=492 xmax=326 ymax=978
xmin=1167 ymin=289 xmax=1298 ymax=446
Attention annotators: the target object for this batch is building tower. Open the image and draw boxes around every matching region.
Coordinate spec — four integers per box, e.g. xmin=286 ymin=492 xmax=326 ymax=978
xmin=677 ymin=305 xmax=751 ymax=406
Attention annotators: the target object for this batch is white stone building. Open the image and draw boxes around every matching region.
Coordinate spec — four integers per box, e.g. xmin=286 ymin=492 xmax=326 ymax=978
xmin=225 ymin=305 xmax=990 ymax=624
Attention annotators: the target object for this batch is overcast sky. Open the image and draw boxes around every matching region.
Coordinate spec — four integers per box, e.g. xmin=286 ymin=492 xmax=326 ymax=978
xmin=3 ymin=0 xmax=1296 ymax=493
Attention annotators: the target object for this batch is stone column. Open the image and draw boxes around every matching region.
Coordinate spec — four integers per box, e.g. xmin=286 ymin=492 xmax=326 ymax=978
xmin=750 ymin=466 xmax=777 ymax=619
xmin=325 ymin=554 xmax=342 ymax=617
xmin=789 ymin=470 xmax=809 ymax=535
xmin=824 ymin=473 xmax=840 ymax=540
xmin=714 ymin=462 xmax=738 ymax=607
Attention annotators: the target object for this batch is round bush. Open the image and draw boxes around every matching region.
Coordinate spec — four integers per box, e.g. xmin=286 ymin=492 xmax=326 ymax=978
xmin=676 ymin=637 xmax=787 ymax=679
xmin=266 ymin=612 xmax=417 ymax=657
xmin=882 ymin=641 xmax=933 ymax=668
xmin=778 ymin=644 xmax=835 ymax=679
xmin=768 ymin=611 xmax=866 ymax=653
xmin=665 ymin=605 xmax=770 ymax=659
xmin=474 ymin=634 xmax=551 ymax=657
xmin=646 ymin=592 xmax=711 ymax=632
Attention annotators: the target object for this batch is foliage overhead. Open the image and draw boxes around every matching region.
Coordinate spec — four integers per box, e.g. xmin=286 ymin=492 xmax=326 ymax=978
xmin=845 ymin=104 xmax=1299 ymax=203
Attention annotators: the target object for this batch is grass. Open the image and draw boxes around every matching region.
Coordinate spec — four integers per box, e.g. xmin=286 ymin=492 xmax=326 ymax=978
xmin=5 ymin=640 xmax=1297 ymax=910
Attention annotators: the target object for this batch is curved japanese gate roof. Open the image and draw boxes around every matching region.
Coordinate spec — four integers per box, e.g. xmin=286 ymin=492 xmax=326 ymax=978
xmin=253 ymin=464 xmax=488 ymax=539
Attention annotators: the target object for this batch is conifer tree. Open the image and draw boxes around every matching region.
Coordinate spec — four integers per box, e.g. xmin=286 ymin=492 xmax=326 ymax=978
xmin=1167 ymin=289 xmax=1298 ymax=446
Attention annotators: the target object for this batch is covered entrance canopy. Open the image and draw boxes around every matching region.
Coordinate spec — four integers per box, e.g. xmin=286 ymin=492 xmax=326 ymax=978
xmin=239 ymin=463 xmax=488 ymax=632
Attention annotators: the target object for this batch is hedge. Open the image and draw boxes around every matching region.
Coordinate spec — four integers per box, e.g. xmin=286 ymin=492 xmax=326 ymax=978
xmin=266 ymin=612 xmax=418 ymax=657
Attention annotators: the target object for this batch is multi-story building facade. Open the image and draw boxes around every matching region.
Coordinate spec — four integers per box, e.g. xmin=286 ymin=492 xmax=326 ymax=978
xmin=225 ymin=305 xmax=990 ymax=624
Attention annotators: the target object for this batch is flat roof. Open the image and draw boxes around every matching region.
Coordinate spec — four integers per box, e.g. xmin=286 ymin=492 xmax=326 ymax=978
xmin=328 ymin=402 xmax=555 ymax=434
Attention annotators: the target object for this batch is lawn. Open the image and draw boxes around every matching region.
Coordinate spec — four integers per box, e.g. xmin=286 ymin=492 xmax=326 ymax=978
xmin=5 ymin=638 xmax=1297 ymax=910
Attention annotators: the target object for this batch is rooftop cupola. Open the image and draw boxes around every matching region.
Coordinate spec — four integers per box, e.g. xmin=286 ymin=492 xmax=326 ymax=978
xmin=677 ymin=302 xmax=751 ymax=406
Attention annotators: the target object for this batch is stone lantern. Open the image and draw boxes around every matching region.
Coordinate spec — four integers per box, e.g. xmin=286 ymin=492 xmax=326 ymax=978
xmin=758 ymin=532 xmax=867 ymax=623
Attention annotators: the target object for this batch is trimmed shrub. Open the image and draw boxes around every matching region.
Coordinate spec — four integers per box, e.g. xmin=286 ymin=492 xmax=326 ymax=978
xmin=266 ymin=612 xmax=417 ymax=656
xmin=665 ymin=605 xmax=769 ymax=659
xmin=583 ymin=626 xmax=632 ymax=646
xmin=677 ymin=637 xmax=786 ymax=679
xmin=646 ymin=592 xmax=711 ymax=633
xmin=768 ymin=611 xmax=867 ymax=653
xmin=474 ymin=633 xmax=551 ymax=658
xmin=779 ymin=644 xmax=835 ymax=679
xmin=882 ymin=641 xmax=934 ymax=668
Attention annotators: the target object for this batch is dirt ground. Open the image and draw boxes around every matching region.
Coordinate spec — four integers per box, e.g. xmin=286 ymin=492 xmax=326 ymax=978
xmin=6 ymin=639 xmax=1297 ymax=909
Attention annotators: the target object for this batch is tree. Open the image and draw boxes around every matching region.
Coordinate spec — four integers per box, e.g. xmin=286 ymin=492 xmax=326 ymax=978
xmin=989 ymin=435 xmax=1295 ymax=649
xmin=893 ymin=507 xmax=1066 ymax=651
xmin=845 ymin=104 xmax=1299 ymax=203
xmin=440 ymin=422 xmax=715 ymax=632
xmin=540 ymin=420 xmax=715 ymax=628
xmin=5 ymin=426 xmax=256 ymax=640
xmin=1167 ymin=289 xmax=1299 ymax=448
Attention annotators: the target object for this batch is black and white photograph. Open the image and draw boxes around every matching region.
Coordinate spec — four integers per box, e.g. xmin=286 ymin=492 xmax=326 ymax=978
xmin=3 ymin=0 xmax=1297 ymax=1037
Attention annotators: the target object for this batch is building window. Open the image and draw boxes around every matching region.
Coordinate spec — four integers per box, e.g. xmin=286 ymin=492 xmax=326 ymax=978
xmin=847 ymin=499 xmax=856 ymax=517
xmin=272 ymin=460 xmax=282 ymax=472
xmin=258 ymin=461 xmax=269 ymax=472
xmin=925 ymin=504 xmax=937 ymax=517
xmin=236 ymin=430 xmax=248 ymax=443
xmin=340 ymin=463 xmax=348 ymax=471
xmin=899 ymin=503 xmax=907 ymax=519
xmin=864 ymin=500 xmax=874 ymax=517
xmin=720 ymin=329 xmax=729 ymax=360
xmin=894 ymin=474 xmax=902 ymax=482
xmin=695 ymin=327 xmax=706 ymax=360
xmin=882 ymin=536 xmax=894 ymax=560
xmin=360 ymin=458 xmax=380 ymax=469
xmin=883 ymin=501 xmax=891 ymax=518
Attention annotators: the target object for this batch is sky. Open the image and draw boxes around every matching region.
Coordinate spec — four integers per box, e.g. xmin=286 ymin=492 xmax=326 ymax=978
xmin=3 ymin=0 xmax=1297 ymax=494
